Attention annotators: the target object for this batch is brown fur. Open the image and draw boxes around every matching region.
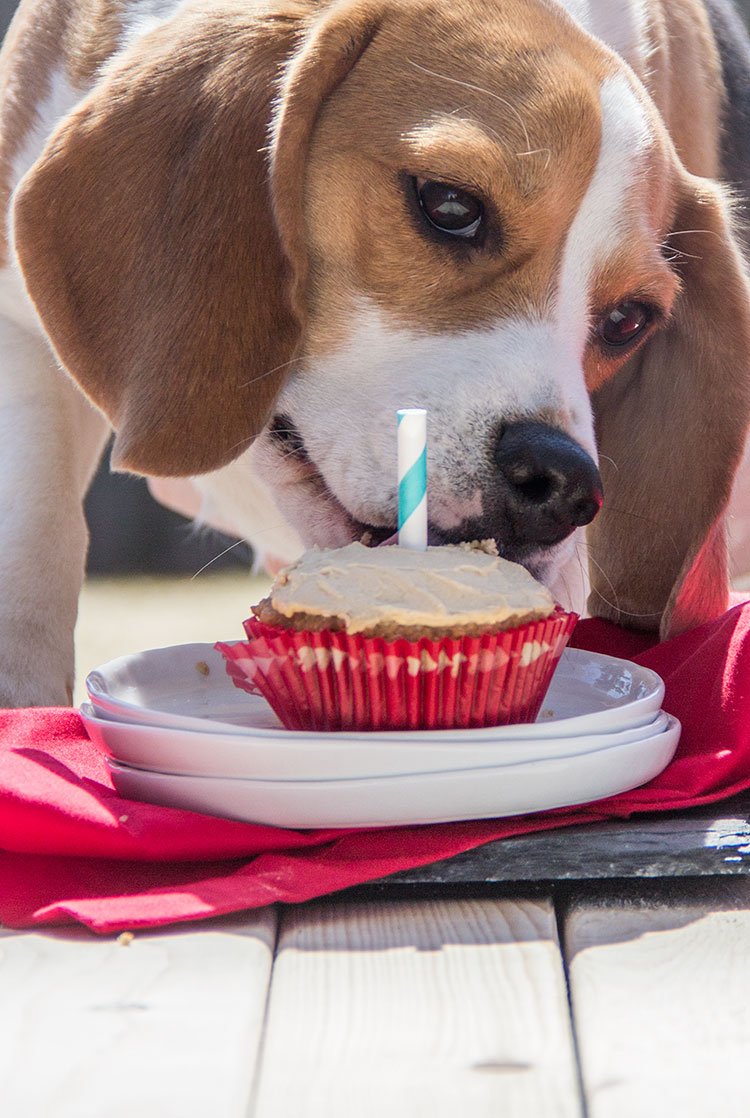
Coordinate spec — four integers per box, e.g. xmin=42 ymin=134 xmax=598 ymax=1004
xmin=13 ymin=3 xmax=310 ymax=475
xmin=3 ymin=0 xmax=750 ymax=638
xmin=640 ymin=0 xmax=724 ymax=179
xmin=588 ymin=177 xmax=750 ymax=637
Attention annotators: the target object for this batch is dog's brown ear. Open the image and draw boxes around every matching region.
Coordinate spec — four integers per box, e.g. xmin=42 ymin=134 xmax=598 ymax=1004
xmin=11 ymin=1 xmax=383 ymax=476
xmin=587 ymin=174 xmax=750 ymax=639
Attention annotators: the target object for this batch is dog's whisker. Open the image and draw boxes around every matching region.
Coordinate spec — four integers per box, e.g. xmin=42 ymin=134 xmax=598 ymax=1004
xmin=572 ymin=535 xmax=659 ymax=620
xmin=406 ymin=58 xmax=533 ymax=151
xmin=597 ymin=503 xmax=664 ymax=532
xmin=515 ymin=146 xmax=552 ymax=171
xmin=661 ymin=227 xmax=717 ymax=239
xmin=582 ymin=539 xmax=664 ymax=620
xmin=219 ymin=432 xmax=261 ymax=457
xmin=586 ymin=552 xmax=660 ymax=620
xmin=583 ymin=548 xmax=621 ymax=613
xmin=190 ymin=536 xmax=254 ymax=579
xmin=659 ymin=244 xmax=702 ymax=261
xmin=276 ymin=447 xmax=310 ymax=463
xmin=239 ymin=355 xmax=305 ymax=390
xmin=584 ymin=502 xmax=680 ymax=559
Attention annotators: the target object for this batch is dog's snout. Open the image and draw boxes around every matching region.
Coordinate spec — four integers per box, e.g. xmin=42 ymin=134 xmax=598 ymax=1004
xmin=494 ymin=422 xmax=603 ymax=545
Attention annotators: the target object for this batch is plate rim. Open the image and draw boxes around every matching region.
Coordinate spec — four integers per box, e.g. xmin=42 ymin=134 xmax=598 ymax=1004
xmin=84 ymin=702 xmax=671 ymax=781
xmin=104 ymin=715 xmax=681 ymax=828
xmin=86 ymin=642 xmax=666 ymax=743
xmin=102 ymin=711 xmax=677 ymax=784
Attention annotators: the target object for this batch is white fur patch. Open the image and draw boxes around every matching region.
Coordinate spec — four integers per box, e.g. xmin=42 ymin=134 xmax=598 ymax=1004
xmin=554 ymin=71 xmax=652 ymax=349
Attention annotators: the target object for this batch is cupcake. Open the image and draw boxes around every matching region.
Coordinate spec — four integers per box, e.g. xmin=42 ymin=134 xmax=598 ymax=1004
xmin=216 ymin=541 xmax=576 ymax=732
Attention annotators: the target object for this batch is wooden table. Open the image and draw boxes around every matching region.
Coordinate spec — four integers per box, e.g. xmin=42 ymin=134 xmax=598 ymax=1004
xmin=1 ymin=575 xmax=741 ymax=1115
xmin=3 ymin=796 xmax=750 ymax=1117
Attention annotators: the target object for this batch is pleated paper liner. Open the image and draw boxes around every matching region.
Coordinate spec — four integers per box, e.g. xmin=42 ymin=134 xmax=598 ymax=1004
xmin=215 ymin=607 xmax=577 ymax=732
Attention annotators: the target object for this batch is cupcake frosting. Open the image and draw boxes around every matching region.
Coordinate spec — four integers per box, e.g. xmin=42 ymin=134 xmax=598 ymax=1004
xmin=269 ymin=541 xmax=555 ymax=633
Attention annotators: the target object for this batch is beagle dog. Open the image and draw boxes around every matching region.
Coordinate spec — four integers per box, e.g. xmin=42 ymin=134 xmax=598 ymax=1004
xmin=0 ymin=0 xmax=750 ymax=707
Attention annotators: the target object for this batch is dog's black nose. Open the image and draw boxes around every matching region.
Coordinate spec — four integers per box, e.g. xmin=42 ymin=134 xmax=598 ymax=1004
xmin=494 ymin=421 xmax=603 ymax=546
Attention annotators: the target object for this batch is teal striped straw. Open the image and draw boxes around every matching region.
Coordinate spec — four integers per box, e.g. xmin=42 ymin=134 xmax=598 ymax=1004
xmin=397 ymin=408 xmax=427 ymax=549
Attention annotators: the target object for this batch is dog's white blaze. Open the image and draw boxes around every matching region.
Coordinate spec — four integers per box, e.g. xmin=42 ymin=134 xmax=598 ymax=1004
xmin=555 ymin=72 xmax=652 ymax=348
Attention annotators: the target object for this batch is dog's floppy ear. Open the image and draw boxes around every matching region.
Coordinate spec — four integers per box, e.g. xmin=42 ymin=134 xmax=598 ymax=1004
xmin=11 ymin=1 xmax=384 ymax=476
xmin=587 ymin=174 xmax=750 ymax=639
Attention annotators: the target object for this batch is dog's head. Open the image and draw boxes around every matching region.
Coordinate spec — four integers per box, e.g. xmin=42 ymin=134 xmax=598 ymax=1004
xmin=12 ymin=0 xmax=750 ymax=636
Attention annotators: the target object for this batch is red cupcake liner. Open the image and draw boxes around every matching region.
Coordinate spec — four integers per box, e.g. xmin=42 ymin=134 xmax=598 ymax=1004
xmin=216 ymin=607 xmax=577 ymax=733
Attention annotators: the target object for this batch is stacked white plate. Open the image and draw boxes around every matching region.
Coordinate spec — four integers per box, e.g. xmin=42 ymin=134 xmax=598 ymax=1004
xmin=82 ymin=642 xmax=679 ymax=829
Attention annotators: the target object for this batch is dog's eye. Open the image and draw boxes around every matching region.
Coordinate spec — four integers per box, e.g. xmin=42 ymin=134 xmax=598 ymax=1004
xmin=598 ymin=301 xmax=652 ymax=348
xmin=415 ymin=178 xmax=483 ymax=238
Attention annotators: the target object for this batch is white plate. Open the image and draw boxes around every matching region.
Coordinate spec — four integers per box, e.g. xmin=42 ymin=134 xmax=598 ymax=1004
xmin=86 ymin=643 xmax=665 ymax=740
xmin=81 ymin=701 xmax=670 ymax=780
xmin=106 ymin=715 xmax=681 ymax=829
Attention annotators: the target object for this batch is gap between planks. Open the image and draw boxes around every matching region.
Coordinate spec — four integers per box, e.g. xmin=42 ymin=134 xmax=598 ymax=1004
xmin=0 ymin=894 xmax=584 ymax=1118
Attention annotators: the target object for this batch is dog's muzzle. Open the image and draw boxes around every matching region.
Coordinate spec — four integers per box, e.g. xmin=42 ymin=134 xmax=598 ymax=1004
xmin=268 ymin=413 xmax=602 ymax=557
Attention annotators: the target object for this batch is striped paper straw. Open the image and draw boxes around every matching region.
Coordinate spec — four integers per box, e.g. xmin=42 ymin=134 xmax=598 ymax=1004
xmin=397 ymin=408 xmax=427 ymax=550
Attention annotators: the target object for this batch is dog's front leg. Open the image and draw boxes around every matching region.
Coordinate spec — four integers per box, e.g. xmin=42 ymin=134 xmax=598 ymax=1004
xmin=0 ymin=317 xmax=109 ymax=706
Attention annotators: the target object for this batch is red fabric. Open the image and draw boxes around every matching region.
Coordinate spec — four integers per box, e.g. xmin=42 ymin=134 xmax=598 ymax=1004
xmin=2 ymin=599 xmax=750 ymax=933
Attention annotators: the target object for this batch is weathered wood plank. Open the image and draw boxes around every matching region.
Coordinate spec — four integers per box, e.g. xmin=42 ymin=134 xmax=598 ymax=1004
xmin=252 ymin=896 xmax=582 ymax=1118
xmin=563 ymin=878 xmax=750 ymax=1117
xmin=0 ymin=910 xmax=278 ymax=1118
xmin=364 ymin=795 xmax=750 ymax=886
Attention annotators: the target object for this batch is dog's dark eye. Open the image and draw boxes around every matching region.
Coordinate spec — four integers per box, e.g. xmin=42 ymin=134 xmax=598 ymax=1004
xmin=599 ymin=301 xmax=652 ymax=348
xmin=415 ymin=178 xmax=483 ymax=238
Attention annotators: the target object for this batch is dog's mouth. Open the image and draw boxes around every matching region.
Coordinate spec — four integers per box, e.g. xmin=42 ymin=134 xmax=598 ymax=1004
xmin=269 ymin=415 xmax=399 ymax=546
xmin=267 ymin=414 xmax=546 ymax=567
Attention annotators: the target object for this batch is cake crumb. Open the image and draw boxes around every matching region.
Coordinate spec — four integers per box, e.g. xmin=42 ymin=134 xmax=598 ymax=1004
xmin=457 ymin=539 xmax=499 ymax=556
xmin=117 ymin=932 xmax=134 ymax=947
xmin=195 ymin=660 xmax=210 ymax=676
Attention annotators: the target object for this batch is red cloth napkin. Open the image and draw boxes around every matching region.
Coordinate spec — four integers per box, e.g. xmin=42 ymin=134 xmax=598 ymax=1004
xmin=2 ymin=599 xmax=750 ymax=934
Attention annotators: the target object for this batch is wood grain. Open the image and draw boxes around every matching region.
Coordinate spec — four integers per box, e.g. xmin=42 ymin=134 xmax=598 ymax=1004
xmin=563 ymin=878 xmax=750 ymax=1117
xmin=0 ymin=910 xmax=277 ymax=1118
xmin=252 ymin=896 xmax=581 ymax=1118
